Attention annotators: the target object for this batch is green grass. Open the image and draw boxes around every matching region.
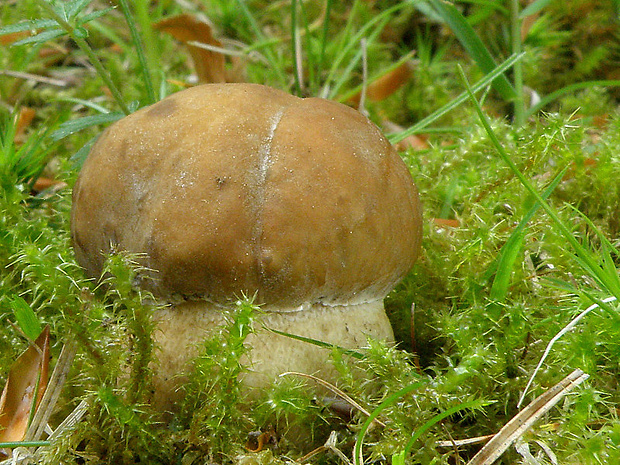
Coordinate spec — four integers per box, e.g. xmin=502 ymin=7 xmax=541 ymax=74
xmin=2 ymin=0 xmax=620 ymax=463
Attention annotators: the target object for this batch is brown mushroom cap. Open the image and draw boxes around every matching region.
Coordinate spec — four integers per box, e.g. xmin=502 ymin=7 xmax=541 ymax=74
xmin=71 ymin=83 xmax=422 ymax=310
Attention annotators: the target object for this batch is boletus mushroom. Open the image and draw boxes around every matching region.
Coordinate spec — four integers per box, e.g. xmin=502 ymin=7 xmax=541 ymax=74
xmin=71 ymin=83 xmax=422 ymax=410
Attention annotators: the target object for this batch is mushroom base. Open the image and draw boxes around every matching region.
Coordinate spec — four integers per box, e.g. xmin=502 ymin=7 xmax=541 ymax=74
xmin=150 ymin=300 xmax=394 ymax=412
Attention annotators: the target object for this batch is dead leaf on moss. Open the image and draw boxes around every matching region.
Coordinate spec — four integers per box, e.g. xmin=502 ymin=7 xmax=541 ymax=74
xmin=0 ymin=325 xmax=50 ymax=446
xmin=245 ymin=426 xmax=278 ymax=452
xmin=14 ymin=107 xmax=36 ymax=145
xmin=382 ymin=120 xmax=430 ymax=152
xmin=520 ymin=10 xmax=540 ymax=41
xmin=165 ymin=78 xmax=193 ymax=89
xmin=32 ymin=177 xmax=68 ymax=197
xmin=348 ymin=61 xmax=414 ymax=105
xmin=155 ymin=14 xmax=226 ymax=83
xmin=432 ymin=218 xmax=460 ymax=228
xmin=0 ymin=30 xmax=35 ymax=46
xmin=395 ymin=133 xmax=430 ymax=151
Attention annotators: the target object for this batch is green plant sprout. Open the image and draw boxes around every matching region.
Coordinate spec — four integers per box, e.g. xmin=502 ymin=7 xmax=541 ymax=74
xmin=0 ymin=110 xmax=55 ymax=193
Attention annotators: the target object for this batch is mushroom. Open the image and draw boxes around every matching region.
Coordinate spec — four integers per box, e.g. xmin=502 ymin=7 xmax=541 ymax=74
xmin=71 ymin=83 xmax=422 ymax=410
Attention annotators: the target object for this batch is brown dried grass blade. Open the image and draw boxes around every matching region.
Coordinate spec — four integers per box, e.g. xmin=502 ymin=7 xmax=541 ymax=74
xmin=154 ymin=14 xmax=226 ymax=83
xmin=467 ymin=369 xmax=588 ymax=465
xmin=0 ymin=326 xmax=50 ymax=443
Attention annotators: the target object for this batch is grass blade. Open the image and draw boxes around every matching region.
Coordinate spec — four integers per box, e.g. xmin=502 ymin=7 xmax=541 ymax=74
xmin=403 ymin=399 xmax=488 ymax=457
xmin=291 ymin=0 xmax=302 ymax=95
xmin=336 ymin=51 xmax=415 ymax=104
xmin=117 ymin=0 xmax=157 ymax=104
xmin=51 ymin=111 xmax=126 ymax=141
xmin=280 ymin=372 xmax=384 ymax=427
xmin=487 ymin=166 xmax=568 ymax=302
xmin=9 ymin=296 xmax=42 ymax=341
xmin=24 ymin=340 xmax=78 ymax=442
xmin=353 ymin=381 xmax=425 ymax=465
xmin=488 ymin=228 xmax=526 ymax=303
xmin=318 ymin=0 xmax=334 ymax=76
xmin=390 ymin=53 xmax=524 ymax=144
xmin=235 ymin=0 xmax=287 ymax=87
xmin=428 ymin=0 xmax=516 ymax=102
xmin=458 ymin=65 xmax=620 ymax=303
xmin=519 ymin=296 xmax=616 ymax=409
xmin=519 ymin=0 xmax=554 ymax=19
xmin=322 ymin=2 xmax=406 ymax=99
xmin=264 ymin=326 xmax=365 ymax=360
xmin=526 ymin=80 xmax=620 ymax=116
xmin=328 ymin=16 xmax=391 ymax=100
xmin=509 ymin=0 xmax=525 ymax=125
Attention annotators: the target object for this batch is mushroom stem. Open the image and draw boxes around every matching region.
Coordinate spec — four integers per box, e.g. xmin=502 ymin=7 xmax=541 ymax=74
xmin=151 ymin=300 xmax=394 ymax=411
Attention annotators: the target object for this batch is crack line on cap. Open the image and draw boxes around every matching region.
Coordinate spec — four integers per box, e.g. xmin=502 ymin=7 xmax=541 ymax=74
xmin=252 ymin=107 xmax=286 ymax=293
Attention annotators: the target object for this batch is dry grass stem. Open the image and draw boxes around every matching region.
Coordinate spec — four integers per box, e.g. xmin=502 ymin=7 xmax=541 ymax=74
xmin=468 ymin=369 xmax=589 ymax=465
xmin=297 ymin=431 xmax=351 ymax=465
xmin=24 ymin=340 xmax=77 ymax=443
xmin=436 ymin=434 xmax=495 ymax=448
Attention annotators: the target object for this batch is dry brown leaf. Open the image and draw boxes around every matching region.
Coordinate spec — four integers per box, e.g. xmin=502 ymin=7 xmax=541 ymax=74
xmin=592 ymin=114 xmax=609 ymax=129
xmin=37 ymin=44 xmax=70 ymax=69
xmin=432 ymin=218 xmax=460 ymax=228
xmin=38 ymin=46 xmax=68 ymax=59
xmin=164 ymin=78 xmax=193 ymax=89
xmin=349 ymin=61 xmax=413 ymax=105
xmin=32 ymin=178 xmax=68 ymax=195
xmin=366 ymin=61 xmax=413 ymax=101
xmin=155 ymin=14 xmax=226 ymax=83
xmin=520 ymin=10 xmax=540 ymax=41
xmin=0 ymin=31 xmax=35 ymax=46
xmin=245 ymin=426 xmax=278 ymax=452
xmin=395 ymin=133 xmax=430 ymax=152
xmin=0 ymin=326 xmax=50 ymax=444
xmin=14 ymin=107 xmax=36 ymax=145
xmin=381 ymin=120 xmax=430 ymax=152
xmin=32 ymin=177 xmax=57 ymax=192
xmin=109 ymin=43 xmax=123 ymax=54
xmin=24 ymin=338 xmax=78 ymax=444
